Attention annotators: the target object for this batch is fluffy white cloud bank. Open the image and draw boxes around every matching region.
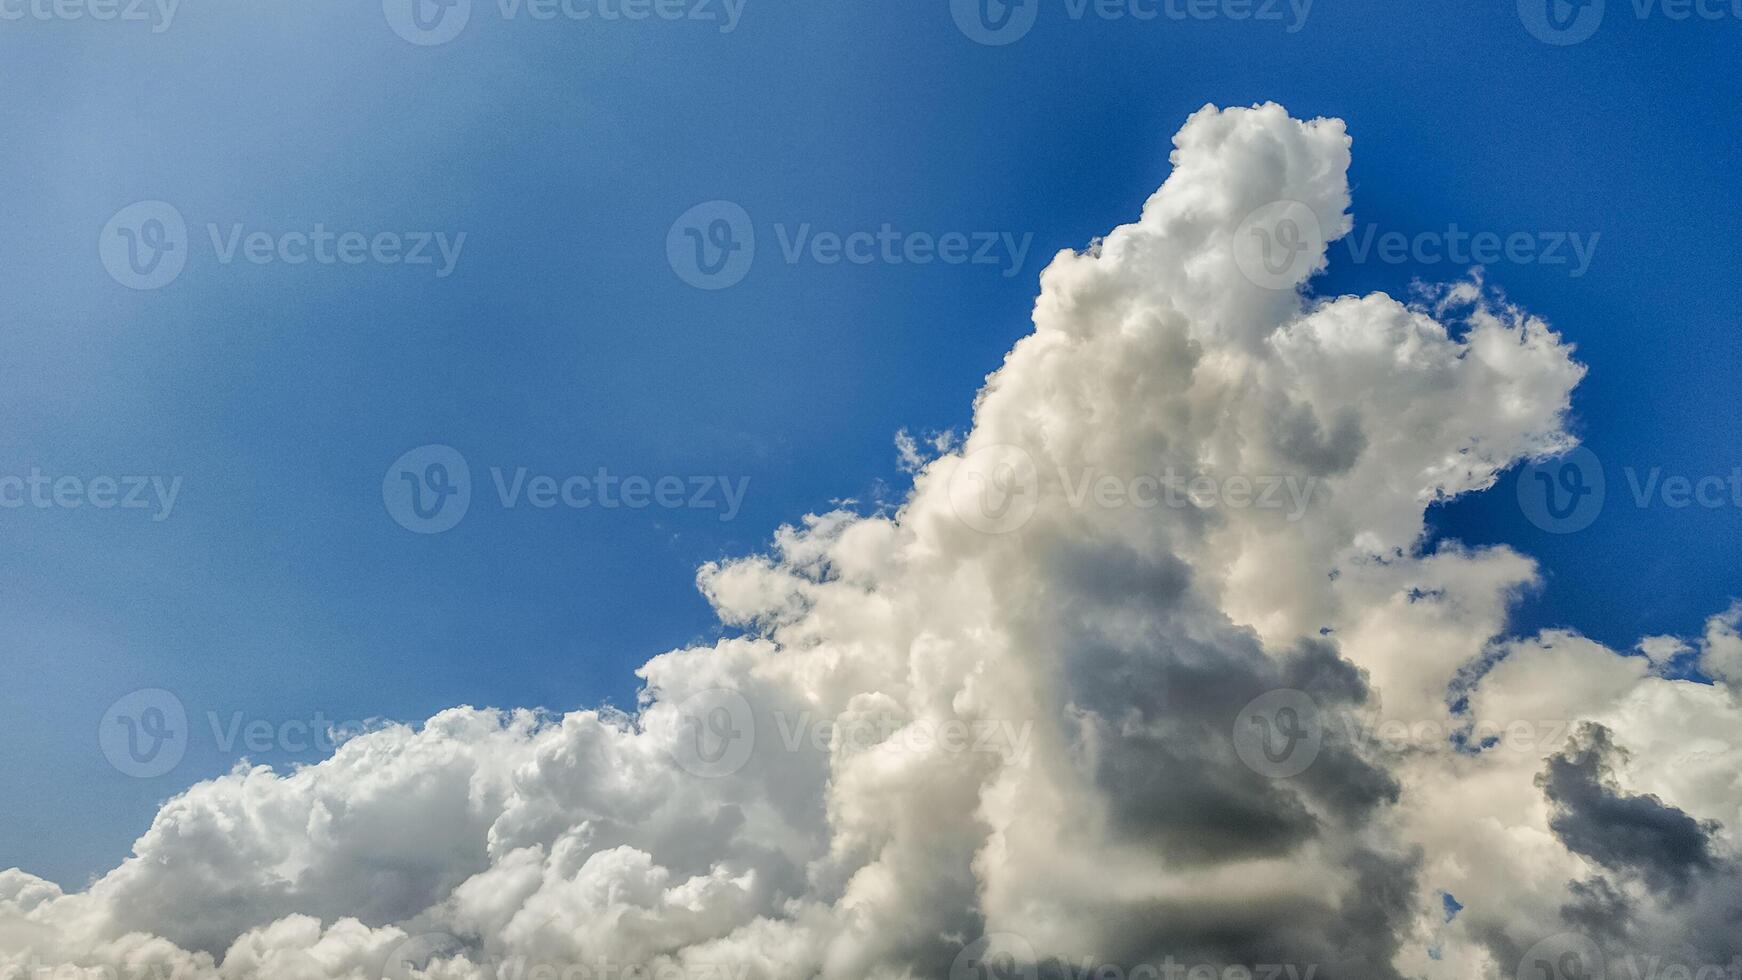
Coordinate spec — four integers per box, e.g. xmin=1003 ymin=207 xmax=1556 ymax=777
xmin=7 ymin=103 xmax=1740 ymax=980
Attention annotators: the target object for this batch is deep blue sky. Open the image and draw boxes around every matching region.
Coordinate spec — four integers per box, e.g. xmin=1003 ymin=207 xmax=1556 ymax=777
xmin=2 ymin=0 xmax=1738 ymax=887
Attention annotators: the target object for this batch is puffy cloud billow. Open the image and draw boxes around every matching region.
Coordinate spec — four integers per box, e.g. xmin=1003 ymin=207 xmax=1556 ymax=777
xmin=7 ymin=103 xmax=1740 ymax=980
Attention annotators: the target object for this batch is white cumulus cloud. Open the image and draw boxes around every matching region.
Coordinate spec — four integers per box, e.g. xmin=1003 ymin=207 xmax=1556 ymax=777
xmin=6 ymin=103 xmax=1738 ymax=980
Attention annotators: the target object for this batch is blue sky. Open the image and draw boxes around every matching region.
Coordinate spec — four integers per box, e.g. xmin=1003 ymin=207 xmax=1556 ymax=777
xmin=2 ymin=0 xmax=1739 ymax=888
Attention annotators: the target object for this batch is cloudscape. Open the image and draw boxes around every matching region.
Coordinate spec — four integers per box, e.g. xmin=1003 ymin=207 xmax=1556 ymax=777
xmin=10 ymin=0 xmax=1742 ymax=974
xmin=7 ymin=98 xmax=1742 ymax=980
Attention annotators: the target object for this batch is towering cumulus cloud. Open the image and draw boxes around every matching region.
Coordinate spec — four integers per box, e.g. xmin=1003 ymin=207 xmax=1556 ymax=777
xmin=6 ymin=103 xmax=1740 ymax=980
